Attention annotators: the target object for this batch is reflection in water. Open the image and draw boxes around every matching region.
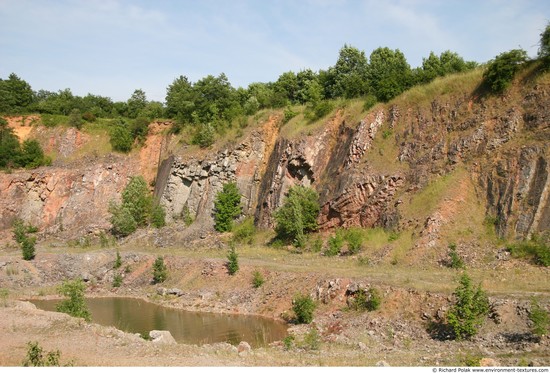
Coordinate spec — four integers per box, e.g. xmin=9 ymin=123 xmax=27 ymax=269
xmin=30 ymin=297 xmax=287 ymax=347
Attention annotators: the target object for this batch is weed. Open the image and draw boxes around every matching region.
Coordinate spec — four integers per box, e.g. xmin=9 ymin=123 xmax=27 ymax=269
xmin=232 ymin=217 xmax=256 ymax=244
xmin=283 ymin=335 xmax=295 ymax=350
xmin=6 ymin=265 xmax=19 ymax=276
xmin=345 ymin=228 xmax=363 ymax=254
xmin=301 ymin=328 xmax=321 ymax=350
xmin=226 ymin=243 xmax=239 ymax=276
xmin=350 ymin=288 xmax=382 ymax=312
xmin=507 ymin=238 xmax=550 ymax=267
xmin=310 ymin=237 xmax=323 ymax=252
xmin=181 ymin=205 xmax=194 ymax=226
xmin=529 ymin=298 xmax=549 ymax=338
xmin=22 ymin=341 xmax=62 ymax=367
xmin=448 ymin=243 xmax=465 ymax=269
xmin=124 ymin=265 xmax=132 ymax=274
xmin=357 ymin=256 xmax=370 ymax=266
xmin=112 ymin=274 xmax=123 ymax=288
xmin=325 ymin=230 xmax=344 ymax=257
xmin=113 ymin=250 xmax=122 ymax=269
xmin=0 ymin=288 xmax=9 ymax=306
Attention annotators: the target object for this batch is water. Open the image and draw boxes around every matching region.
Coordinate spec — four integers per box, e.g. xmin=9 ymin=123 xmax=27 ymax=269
xmin=30 ymin=297 xmax=288 ymax=347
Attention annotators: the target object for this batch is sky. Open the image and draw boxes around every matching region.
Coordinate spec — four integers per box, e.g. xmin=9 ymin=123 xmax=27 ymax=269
xmin=1 ymin=0 xmax=549 ymax=102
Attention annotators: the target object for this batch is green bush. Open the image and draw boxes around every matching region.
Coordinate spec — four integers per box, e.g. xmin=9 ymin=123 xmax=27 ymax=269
xmin=529 ymin=298 xmax=549 ymax=337
xmin=12 ymin=219 xmax=37 ymax=260
xmin=283 ymin=335 xmax=295 ymax=350
xmin=252 ymin=270 xmax=264 ymax=288
xmin=226 ymin=243 xmax=239 ymax=275
xmin=109 ymin=124 xmax=133 ymax=153
xmin=483 ymin=49 xmax=528 ymax=94
xmin=283 ymin=106 xmax=298 ymax=124
xmin=68 ymin=108 xmax=83 ymax=129
xmin=150 ymin=202 xmax=166 ymax=228
xmin=214 ymin=182 xmax=242 ymax=232
xmin=192 ymin=122 xmax=215 ymax=148
xmin=448 ymin=243 xmax=465 ymax=269
xmin=345 ymin=228 xmax=363 ymax=255
xmin=446 ymin=274 xmax=490 ymax=340
xmin=113 ymin=250 xmax=122 ymax=269
xmin=109 ymin=204 xmax=137 ymax=237
xmin=56 ymin=279 xmax=91 ymax=321
xmin=112 ymin=274 xmax=123 ymax=288
xmin=232 ymin=217 xmax=256 ymax=244
xmin=301 ymin=328 xmax=321 ymax=350
xmin=22 ymin=341 xmax=62 ymax=367
xmin=507 ymin=239 xmax=550 ymax=267
xmin=305 ymin=100 xmax=334 ymax=122
xmin=325 ymin=230 xmax=344 ymax=256
xmin=350 ymin=288 xmax=382 ymax=312
xmin=274 ymin=186 xmax=320 ymax=247
xmin=181 ymin=205 xmax=194 ymax=226
xmin=152 ymin=256 xmax=167 ymax=284
xmin=292 ymin=293 xmax=316 ymax=324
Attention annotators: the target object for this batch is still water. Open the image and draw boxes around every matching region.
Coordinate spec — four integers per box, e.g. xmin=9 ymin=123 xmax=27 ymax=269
xmin=30 ymin=297 xmax=288 ymax=347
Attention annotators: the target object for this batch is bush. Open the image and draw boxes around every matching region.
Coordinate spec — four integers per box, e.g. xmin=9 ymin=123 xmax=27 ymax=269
xmin=232 ymin=217 xmax=256 ymax=244
xmin=150 ymin=202 xmax=166 ymax=228
xmin=112 ymin=274 xmax=123 ymax=288
xmin=350 ymin=288 xmax=382 ymax=312
xmin=507 ymin=239 xmax=550 ymax=267
xmin=325 ymin=230 xmax=344 ymax=256
xmin=22 ymin=341 xmax=62 ymax=367
xmin=283 ymin=106 xmax=298 ymax=124
xmin=345 ymin=228 xmax=363 ymax=255
xmin=252 ymin=270 xmax=264 ymax=288
xmin=68 ymin=108 xmax=83 ymax=129
xmin=214 ymin=182 xmax=242 ymax=232
xmin=181 ymin=205 xmax=194 ymax=226
xmin=305 ymin=100 xmax=334 ymax=122
xmin=529 ymin=298 xmax=549 ymax=337
xmin=483 ymin=49 xmax=528 ymax=94
xmin=226 ymin=243 xmax=239 ymax=275
xmin=192 ymin=122 xmax=215 ymax=148
xmin=12 ymin=219 xmax=37 ymax=260
xmin=292 ymin=294 xmax=316 ymax=324
xmin=152 ymin=256 xmax=167 ymax=284
xmin=109 ymin=124 xmax=133 ymax=153
xmin=446 ymin=274 xmax=490 ymax=340
xmin=274 ymin=186 xmax=320 ymax=247
xmin=113 ymin=250 xmax=122 ymax=269
xmin=109 ymin=204 xmax=137 ymax=237
xmin=301 ymin=328 xmax=321 ymax=350
xmin=56 ymin=279 xmax=91 ymax=321
xmin=448 ymin=243 xmax=465 ymax=269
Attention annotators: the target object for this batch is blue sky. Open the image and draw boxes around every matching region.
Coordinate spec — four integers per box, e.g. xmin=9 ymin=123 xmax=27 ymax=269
xmin=1 ymin=0 xmax=549 ymax=102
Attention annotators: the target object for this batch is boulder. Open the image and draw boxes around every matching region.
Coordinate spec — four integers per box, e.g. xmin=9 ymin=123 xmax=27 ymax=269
xmin=149 ymin=330 xmax=177 ymax=345
xmin=237 ymin=341 xmax=252 ymax=357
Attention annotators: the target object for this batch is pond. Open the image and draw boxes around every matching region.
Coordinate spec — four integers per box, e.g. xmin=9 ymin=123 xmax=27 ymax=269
xmin=30 ymin=297 xmax=288 ymax=347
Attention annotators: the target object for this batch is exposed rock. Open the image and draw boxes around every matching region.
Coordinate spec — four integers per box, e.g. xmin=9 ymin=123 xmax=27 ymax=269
xmin=479 ymin=358 xmax=499 ymax=367
xmin=149 ymin=330 xmax=177 ymax=345
xmin=237 ymin=341 xmax=252 ymax=356
xmin=376 ymin=360 xmax=390 ymax=367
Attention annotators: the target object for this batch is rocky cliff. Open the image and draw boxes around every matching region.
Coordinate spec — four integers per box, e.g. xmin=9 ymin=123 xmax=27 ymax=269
xmin=1 ymin=70 xmax=548 ymax=246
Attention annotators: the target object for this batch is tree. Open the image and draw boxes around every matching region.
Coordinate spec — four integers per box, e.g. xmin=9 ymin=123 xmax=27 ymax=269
xmin=327 ymin=44 xmax=370 ymax=99
xmin=369 ymin=47 xmax=412 ymax=102
xmin=0 ymin=73 xmax=35 ymax=113
xmin=0 ymin=117 xmax=21 ymax=168
xmin=127 ymin=89 xmax=148 ymax=118
xmin=56 ymin=279 xmax=91 ymax=321
xmin=483 ymin=49 xmax=528 ymax=94
xmin=214 ymin=182 xmax=242 ymax=232
xmin=274 ymin=186 xmax=320 ymax=247
xmin=226 ymin=243 xmax=239 ymax=275
xmin=18 ymin=139 xmax=48 ymax=169
xmin=165 ymin=75 xmax=196 ymax=122
xmin=68 ymin=108 xmax=83 ymax=129
xmin=152 ymin=256 xmax=167 ymax=283
xmin=538 ymin=22 xmax=550 ymax=64
xmin=446 ymin=274 xmax=490 ymax=340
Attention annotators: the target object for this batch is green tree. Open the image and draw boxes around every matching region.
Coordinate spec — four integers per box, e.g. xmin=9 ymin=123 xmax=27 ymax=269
xmin=214 ymin=182 xmax=242 ymax=232
xmin=129 ymin=117 xmax=150 ymax=144
xmin=483 ymin=49 xmax=528 ymax=94
xmin=328 ymin=44 xmax=370 ymax=99
xmin=0 ymin=73 xmax=35 ymax=113
xmin=165 ymin=75 xmax=197 ymax=122
xmin=109 ymin=203 xmax=138 ymax=237
xmin=56 ymin=279 xmax=91 ymax=321
xmin=121 ymin=176 xmax=152 ymax=226
xmin=192 ymin=122 xmax=215 ymax=148
xmin=538 ymin=22 xmax=550 ymax=64
xmin=127 ymin=89 xmax=148 ymax=118
xmin=252 ymin=270 xmax=264 ymax=288
xmin=152 ymin=256 xmax=167 ymax=283
xmin=226 ymin=243 xmax=239 ymax=275
xmin=12 ymin=219 xmax=37 ymax=260
xmin=292 ymin=294 xmax=316 ymax=324
xmin=68 ymin=108 xmax=83 ymax=129
xmin=369 ymin=47 xmax=412 ymax=102
xmin=447 ymin=274 xmax=490 ymax=340
xmin=0 ymin=117 xmax=21 ymax=168
xmin=274 ymin=186 xmax=320 ymax=247
xmin=18 ymin=139 xmax=48 ymax=169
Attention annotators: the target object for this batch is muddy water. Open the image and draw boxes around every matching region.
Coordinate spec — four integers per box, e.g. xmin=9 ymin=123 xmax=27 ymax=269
xmin=30 ymin=297 xmax=288 ymax=347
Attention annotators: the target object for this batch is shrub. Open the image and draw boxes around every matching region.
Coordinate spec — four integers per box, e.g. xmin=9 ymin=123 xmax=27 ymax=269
xmin=507 ymin=239 xmax=550 ymax=267
xmin=68 ymin=108 xmax=83 ymax=129
xmin=283 ymin=106 xmax=298 ymax=124
xmin=18 ymin=139 xmax=50 ymax=169
xmin=113 ymin=250 xmax=122 ymax=269
xmin=292 ymin=294 xmax=316 ymax=324
xmin=130 ymin=117 xmax=150 ymax=143
xmin=22 ymin=341 xmax=61 ymax=367
xmin=109 ymin=124 xmax=133 ymax=153
xmin=310 ymin=237 xmax=323 ymax=252
xmin=363 ymin=94 xmax=378 ymax=111
xmin=192 ymin=122 xmax=215 ymax=148
xmin=448 ymin=243 xmax=465 ymax=269
xmin=181 ymin=205 xmax=194 ymax=226
xmin=0 ymin=288 xmax=9 ymax=307
xmin=350 ymin=288 xmax=382 ymax=312
xmin=305 ymin=100 xmax=334 ymax=122
xmin=12 ymin=219 xmax=37 ymax=260
xmin=301 ymin=328 xmax=321 ymax=350
xmin=252 ymin=270 xmax=264 ymax=288
xmin=232 ymin=217 xmax=256 ymax=244
xmin=109 ymin=203 xmax=137 ymax=237
xmin=56 ymin=279 xmax=91 ymax=321
xmin=283 ymin=335 xmax=295 ymax=350
xmin=483 ymin=49 xmax=528 ymax=94
xmin=345 ymin=228 xmax=363 ymax=255
xmin=325 ymin=230 xmax=344 ymax=256
xmin=274 ymin=186 xmax=320 ymax=247
xmin=150 ymin=202 xmax=166 ymax=228
xmin=529 ymin=298 xmax=549 ymax=338
xmin=446 ymin=274 xmax=490 ymax=340
xmin=226 ymin=243 xmax=239 ymax=275
xmin=214 ymin=182 xmax=242 ymax=232
xmin=152 ymin=256 xmax=167 ymax=284
xmin=112 ymin=274 xmax=123 ymax=288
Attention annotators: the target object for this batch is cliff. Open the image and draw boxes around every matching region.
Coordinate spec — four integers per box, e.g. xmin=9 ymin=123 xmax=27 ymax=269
xmin=1 ymin=68 xmax=548 ymax=250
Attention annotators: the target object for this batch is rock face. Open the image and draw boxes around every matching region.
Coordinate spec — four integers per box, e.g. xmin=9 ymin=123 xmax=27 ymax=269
xmin=1 ymin=80 xmax=548 ymax=242
xmin=149 ymin=330 xmax=177 ymax=345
